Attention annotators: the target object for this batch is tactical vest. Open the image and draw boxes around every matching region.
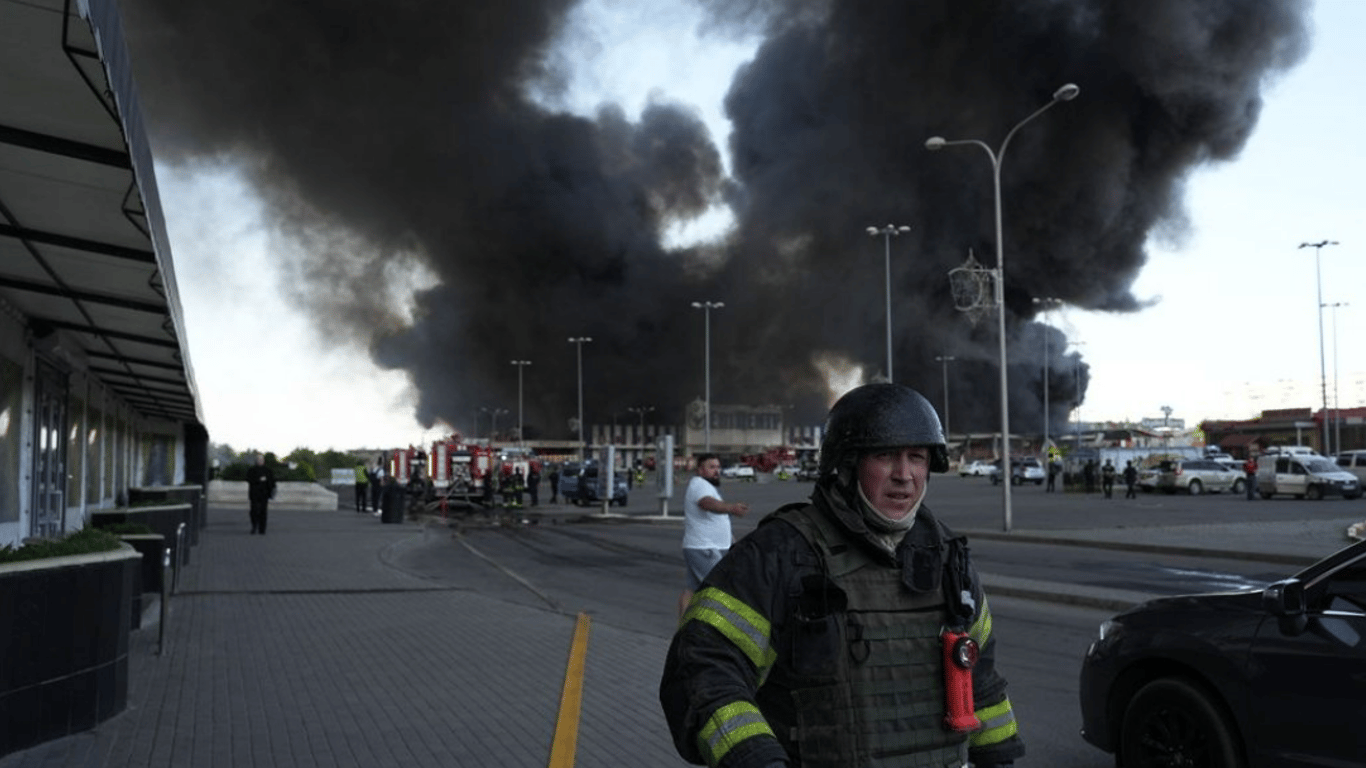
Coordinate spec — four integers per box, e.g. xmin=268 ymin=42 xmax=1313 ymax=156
xmin=772 ymin=505 xmax=968 ymax=768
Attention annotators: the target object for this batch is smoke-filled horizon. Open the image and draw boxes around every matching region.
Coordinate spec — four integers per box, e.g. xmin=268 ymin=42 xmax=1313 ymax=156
xmin=122 ymin=0 xmax=1309 ymax=442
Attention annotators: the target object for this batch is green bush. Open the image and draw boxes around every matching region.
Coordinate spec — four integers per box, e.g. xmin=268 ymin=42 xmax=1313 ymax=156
xmin=102 ymin=522 xmax=157 ymax=536
xmin=0 ymin=527 xmax=123 ymax=564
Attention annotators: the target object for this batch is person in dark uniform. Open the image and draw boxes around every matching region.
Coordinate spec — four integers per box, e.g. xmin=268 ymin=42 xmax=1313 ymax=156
xmin=1100 ymin=459 xmax=1117 ymax=499
xmin=369 ymin=458 xmax=384 ymax=515
xmin=549 ymin=465 xmax=561 ymax=504
xmin=1123 ymin=460 xmax=1139 ymax=499
xmin=527 ymin=463 xmax=541 ymax=507
xmin=660 ymin=383 xmax=1023 ymax=767
xmin=245 ymin=454 xmax=276 ymax=535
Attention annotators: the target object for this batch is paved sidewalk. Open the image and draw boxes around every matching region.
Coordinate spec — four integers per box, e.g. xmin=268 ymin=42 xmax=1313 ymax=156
xmin=1 ymin=504 xmax=687 ymax=768
xmin=4 ymin=499 xmax=1361 ymax=767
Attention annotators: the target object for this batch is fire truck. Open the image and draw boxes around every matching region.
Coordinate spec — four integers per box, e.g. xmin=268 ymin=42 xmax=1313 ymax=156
xmin=389 ymin=435 xmax=542 ymax=508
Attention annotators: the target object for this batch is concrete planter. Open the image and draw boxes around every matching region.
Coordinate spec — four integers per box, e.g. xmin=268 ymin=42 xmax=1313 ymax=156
xmin=128 ymin=485 xmax=205 ymax=541
xmin=0 ymin=547 xmax=140 ymax=757
xmin=115 ymin=533 xmax=169 ymax=628
xmin=90 ymin=504 xmax=193 ymax=567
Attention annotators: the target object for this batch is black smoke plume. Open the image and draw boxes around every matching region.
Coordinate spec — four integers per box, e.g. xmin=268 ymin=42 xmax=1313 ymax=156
xmin=122 ymin=0 xmax=1308 ymax=440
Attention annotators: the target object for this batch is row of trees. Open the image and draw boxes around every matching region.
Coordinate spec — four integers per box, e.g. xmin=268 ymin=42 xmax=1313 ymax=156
xmin=212 ymin=444 xmax=365 ymax=483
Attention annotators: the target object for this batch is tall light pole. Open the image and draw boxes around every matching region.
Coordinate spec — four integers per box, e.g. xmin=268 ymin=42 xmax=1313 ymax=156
xmin=926 ymin=82 xmax=1079 ymax=532
xmin=627 ymin=406 xmax=654 ymax=443
xmin=866 ymin=224 xmax=911 ymax=382
xmin=568 ymin=337 xmax=592 ymax=458
xmin=481 ymin=406 xmax=507 ymax=442
xmin=1069 ymin=340 xmax=1086 ymax=458
xmin=1324 ymin=301 xmax=1348 ymax=455
xmin=1033 ymin=297 xmax=1063 ymax=453
xmin=1161 ymin=404 xmax=1173 ymax=452
xmin=510 ymin=360 xmax=531 ymax=446
xmin=934 ymin=355 xmax=955 ymax=439
xmin=1300 ymin=241 xmax=1338 ymax=454
xmin=691 ymin=301 xmax=723 ymax=452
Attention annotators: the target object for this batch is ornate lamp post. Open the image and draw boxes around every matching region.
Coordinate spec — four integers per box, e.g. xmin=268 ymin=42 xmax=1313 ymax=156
xmin=926 ymin=82 xmax=1079 ymax=533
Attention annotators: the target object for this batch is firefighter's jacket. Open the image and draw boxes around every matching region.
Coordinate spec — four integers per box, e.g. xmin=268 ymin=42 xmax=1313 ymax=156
xmin=660 ymin=485 xmax=1024 ymax=767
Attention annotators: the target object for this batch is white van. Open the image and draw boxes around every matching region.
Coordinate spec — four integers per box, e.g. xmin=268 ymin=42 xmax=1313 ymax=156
xmin=1256 ymin=453 xmax=1362 ymax=500
xmin=1337 ymin=450 xmax=1366 ymax=486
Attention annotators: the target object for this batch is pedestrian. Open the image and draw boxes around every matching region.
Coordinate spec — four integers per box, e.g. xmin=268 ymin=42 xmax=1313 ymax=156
xmin=245 ymin=453 xmax=276 ymax=535
xmin=353 ymin=461 xmax=369 ymax=512
xmin=369 ymin=459 xmax=384 ymax=514
xmin=1046 ymin=456 xmax=1060 ymax=492
xmin=1101 ymin=459 xmax=1117 ymax=499
xmin=512 ymin=467 xmax=526 ymax=508
xmin=1244 ymin=454 xmax=1258 ymax=500
xmin=482 ymin=465 xmax=496 ymax=508
xmin=549 ymin=465 xmax=560 ymax=504
xmin=660 ymin=383 xmax=1023 ymax=768
xmin=1083 ymin=459 xmax=1097 ymax=493
xmin=676 ymin=452 xmax=749 ymax=618
xmin=1123 ymin=460 xmax=1138 ymax=499
xmin=527 ymin=463 xmax=541 ymax=507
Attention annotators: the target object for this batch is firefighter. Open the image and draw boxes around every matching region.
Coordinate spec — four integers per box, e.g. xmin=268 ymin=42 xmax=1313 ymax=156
xmin=660 ymin=383 xmax=1023 ymax=768
xmin=511 ymin=467 xmax=526 ymax=508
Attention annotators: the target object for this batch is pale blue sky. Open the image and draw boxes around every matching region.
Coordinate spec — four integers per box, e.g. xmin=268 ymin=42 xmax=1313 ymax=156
xmin=164 ymin=0 xmax=1365 ymax=451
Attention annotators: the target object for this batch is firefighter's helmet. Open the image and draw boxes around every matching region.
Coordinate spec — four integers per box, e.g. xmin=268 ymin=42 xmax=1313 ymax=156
xmin=817 ymin=382 xmax=950 ymax=480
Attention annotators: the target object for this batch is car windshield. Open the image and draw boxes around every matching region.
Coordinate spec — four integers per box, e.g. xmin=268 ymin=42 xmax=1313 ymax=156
xmin=1303 ymin=458 xmax=1338 ymax=473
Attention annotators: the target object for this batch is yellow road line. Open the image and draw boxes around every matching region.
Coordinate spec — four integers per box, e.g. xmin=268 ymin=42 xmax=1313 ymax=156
xmin=549 ymin=612 xmax=592 ymax=768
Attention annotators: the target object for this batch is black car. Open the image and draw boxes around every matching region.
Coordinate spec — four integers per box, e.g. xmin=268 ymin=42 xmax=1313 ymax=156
xmin=1079 ymin=538 xmax=1366 ymax=767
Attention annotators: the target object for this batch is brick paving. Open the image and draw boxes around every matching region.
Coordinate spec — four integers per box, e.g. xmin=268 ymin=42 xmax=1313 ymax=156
xmin=0 ymin=504 xmax=686 ymax=768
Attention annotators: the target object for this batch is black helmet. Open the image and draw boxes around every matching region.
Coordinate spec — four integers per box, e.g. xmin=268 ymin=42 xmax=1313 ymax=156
xmin=817 ymin=383 xmax=950 ymax=479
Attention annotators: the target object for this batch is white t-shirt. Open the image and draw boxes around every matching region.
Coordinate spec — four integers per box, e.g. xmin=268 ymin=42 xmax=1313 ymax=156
xmin=682 ymin=475 xmax=730 ymax=549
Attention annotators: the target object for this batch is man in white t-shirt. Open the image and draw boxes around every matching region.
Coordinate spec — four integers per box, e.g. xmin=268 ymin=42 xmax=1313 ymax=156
xmin=678 ymin=453 xmax=749 ymax=617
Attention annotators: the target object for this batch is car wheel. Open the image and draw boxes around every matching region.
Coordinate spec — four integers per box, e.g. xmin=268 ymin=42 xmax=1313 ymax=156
xmin=1231 ymin=478 xmax=1245 ymax=494
xmin=1306 ymin=485 xmax=1323 ymax=501
xmin=1188 ymin=479 xmax=1203 ymax=496
xmin=1120 ymin=677 xmax=1243 ymax=768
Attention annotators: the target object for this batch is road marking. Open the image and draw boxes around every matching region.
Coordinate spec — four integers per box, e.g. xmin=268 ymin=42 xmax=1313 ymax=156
xmin=549 ymin=612 xmax=592 ymax=768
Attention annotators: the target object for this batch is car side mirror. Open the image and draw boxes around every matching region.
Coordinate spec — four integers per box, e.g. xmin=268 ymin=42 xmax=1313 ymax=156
xmin=1263 ymin=578 xmax=1308 ymax=635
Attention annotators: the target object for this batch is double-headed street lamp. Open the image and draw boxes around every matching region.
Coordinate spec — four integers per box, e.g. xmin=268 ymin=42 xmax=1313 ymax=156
xmin=627 ymin=405 xmax=654 ymax=443
xmin=1032 ymin=297 xmax=1063 ymax=452
xmin=866 ymin=224 xmax=911 ymax=382
xmin=1300 ymin=240 xmax=1338 ymax=454
xmin=926 ymin=82 xmax=1079 ymax=533
xmin=568 ymin=337 xmax=592 ymax=458
xmin=510 ymin=360 xmax=531 ymax=446
xmin=691 ymin=301 xmax=723 ymax=451
xmin=480 ymin=406 xmax=508 ymax=442
xmin=934 ymin=355 xmax=955 ymax=437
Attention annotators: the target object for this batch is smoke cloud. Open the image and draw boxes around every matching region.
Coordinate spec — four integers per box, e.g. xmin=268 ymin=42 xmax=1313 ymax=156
xmin=122 ymin=0 xmax=1308 ymax=440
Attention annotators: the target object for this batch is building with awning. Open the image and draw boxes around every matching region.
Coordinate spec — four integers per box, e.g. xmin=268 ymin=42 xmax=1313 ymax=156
xmin=1 ymin=0 xmax=207 ymax=545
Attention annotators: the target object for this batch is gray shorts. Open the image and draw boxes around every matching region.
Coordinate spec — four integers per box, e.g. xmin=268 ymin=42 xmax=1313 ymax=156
xmin=683 ymin=548 xmax=728 ymax=590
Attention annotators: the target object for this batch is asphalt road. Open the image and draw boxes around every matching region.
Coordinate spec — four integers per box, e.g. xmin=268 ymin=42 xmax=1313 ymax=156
xmin=385 ymin=472 xmax=1366 ymax=766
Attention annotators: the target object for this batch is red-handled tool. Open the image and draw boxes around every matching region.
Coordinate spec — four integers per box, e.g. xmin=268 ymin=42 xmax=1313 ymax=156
xmin=942 ymin=630 xmax=981 ymax=733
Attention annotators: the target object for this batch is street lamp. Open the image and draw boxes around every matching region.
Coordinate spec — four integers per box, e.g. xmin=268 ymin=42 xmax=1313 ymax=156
xmin=481 ymin=406 xmax=508 ymax=442
xmin=627 ymin=405 xmax=654 ymax=443
xmin=926 ymin=82 xmax=1079 ymax=532
xmin=1323 ymin=301 xmax=1349 ymax=454
xmin=934 ymin=355 xmax=955 ymax=438
xmin=1300 ymin=240 xmax=1338 ymax=454
xmin=866 ymin=224 xmax=911 ymax=382
xmin=510 ymin=360 xmax=531 ymax=446
xmin=568 ymin=337 xmax=592 ymax=458
xmin=1069 ymin=340 xmax=1086 ymax=456
xmin=691 ymin=301 xmax=723 ymax=451
xmin=1033 ymin=297 xmax=1063 ymax=453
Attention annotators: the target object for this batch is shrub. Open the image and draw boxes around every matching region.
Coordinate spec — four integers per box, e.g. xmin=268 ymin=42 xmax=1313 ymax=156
xmin=0 ymin=527 xmax=123 ymax=564
xmin=101 ymin=522 xmax=157 ymax=536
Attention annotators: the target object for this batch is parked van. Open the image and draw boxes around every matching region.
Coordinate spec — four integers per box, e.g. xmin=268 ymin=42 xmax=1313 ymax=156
xmin=1256 ymin=453 xmax=1362 ymax=500
xmin=1337 ymin=450 xmax=1366 ymax=486
xmin=1260 ymin=445 xmax=1320 ymax=458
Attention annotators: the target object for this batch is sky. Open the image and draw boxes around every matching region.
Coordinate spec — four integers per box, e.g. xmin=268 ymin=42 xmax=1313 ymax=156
xmin=156 ymin=0 xmax=1366 ymax=453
